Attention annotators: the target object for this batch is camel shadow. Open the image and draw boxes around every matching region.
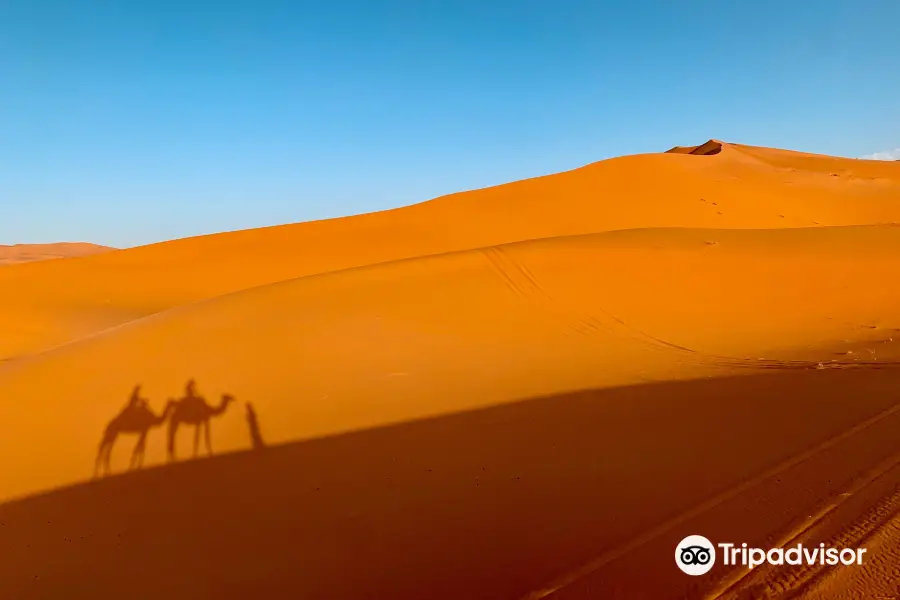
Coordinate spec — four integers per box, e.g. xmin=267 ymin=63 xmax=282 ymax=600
xmin=94 ymin=385 xmax=175 ymax=477
xmin=95 ymin=379 xmax=239 ymax=477
xmin=166 ymin=379 xmax=236 ymax=462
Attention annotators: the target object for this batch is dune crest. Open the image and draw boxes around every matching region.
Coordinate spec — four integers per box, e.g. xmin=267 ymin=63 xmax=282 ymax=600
xmin=1 ymin=142 xmax=899 ymax=363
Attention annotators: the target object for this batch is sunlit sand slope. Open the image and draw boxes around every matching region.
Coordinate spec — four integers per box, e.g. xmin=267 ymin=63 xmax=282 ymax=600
xmin=2 ymin=142 xmax=899 ymax=361
xmin=1 ymin=224 xmax=900 ymax=502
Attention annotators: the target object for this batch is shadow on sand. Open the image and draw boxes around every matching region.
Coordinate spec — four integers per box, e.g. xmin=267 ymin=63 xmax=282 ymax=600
xmin=4 ymin=368 xmax=900 ymax=600
xmin=95 ymin=380 xmax=241 ymax=477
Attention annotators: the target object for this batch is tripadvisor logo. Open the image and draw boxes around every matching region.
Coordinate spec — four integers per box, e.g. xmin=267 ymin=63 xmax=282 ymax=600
xmin=676 ymin=535 xmax=716 ymax=575
xmin=675 ymin=535 xmax=868 ymax=575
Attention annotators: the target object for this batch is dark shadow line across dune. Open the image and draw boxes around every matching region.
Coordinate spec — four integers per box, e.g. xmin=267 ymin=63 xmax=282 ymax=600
xmin=4 ymin=369 xmax=900 ymax=600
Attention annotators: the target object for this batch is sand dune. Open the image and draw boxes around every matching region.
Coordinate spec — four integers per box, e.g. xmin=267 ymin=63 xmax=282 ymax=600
xmin=2 ymin=141 xmax=899 ymax=363
xmin=0 ymin=242 xmax=114 ymax=265
xmin=3 ymin=142 xmax=900 ymax=599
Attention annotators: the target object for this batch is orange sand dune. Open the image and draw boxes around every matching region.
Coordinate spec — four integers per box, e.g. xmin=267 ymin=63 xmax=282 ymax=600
xmin=5 ymin=142 xmax=900 ymax=599
xmin=0 ymin=242 xmax=114 ymax=265
xmin=2 ymin=141 xmax=900 ymax=363
xmin=2 ymin=224 xmax=900 ymax=503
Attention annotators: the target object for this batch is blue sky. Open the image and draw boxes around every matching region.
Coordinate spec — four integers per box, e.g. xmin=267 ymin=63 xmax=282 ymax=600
xmin=2 ymin=0 xmax=898 ymax=248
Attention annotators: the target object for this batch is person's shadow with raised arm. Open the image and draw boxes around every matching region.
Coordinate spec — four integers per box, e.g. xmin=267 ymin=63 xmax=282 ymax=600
xmin=246 ymin=402 xmax=266 ymax=450
xmin=95 ymin=385 xmax=176 ymax=477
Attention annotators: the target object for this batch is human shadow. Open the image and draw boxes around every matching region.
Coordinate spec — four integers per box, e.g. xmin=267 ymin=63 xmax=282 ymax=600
xmin=246 ymin=402 xmax=266 ymax=450
xmin=94 ymin=385 xmax=176 ymax=477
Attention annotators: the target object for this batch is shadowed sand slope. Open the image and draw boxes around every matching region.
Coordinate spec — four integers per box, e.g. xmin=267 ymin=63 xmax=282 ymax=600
xmin=2 ymin=142 xmax=900 ymax=361
xmin=3 ymin=369 xmax=900 ymax=600
xmin=2 ymin=225 xmax=900 ymax=501
xmin=0 ymin=242 xmax=114 ymax=265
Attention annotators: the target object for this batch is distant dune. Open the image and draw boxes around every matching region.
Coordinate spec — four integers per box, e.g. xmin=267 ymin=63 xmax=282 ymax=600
xmin=2 ymin=141 xmax=900 ymax=599
xmin=0 ymin=242 xmax=114 ymax=265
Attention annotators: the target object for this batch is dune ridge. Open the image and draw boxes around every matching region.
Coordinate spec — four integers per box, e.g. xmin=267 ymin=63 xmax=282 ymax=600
xmin=2 ymin=141 xmax=899 ymax=363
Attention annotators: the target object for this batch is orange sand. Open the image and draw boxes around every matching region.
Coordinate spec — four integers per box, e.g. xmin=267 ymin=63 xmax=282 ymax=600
xmin=2 ymin=141 xmax=900 ymax=599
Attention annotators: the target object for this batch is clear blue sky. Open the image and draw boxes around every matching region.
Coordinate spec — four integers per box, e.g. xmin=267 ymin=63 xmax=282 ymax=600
xmin=2 ymin=0 xmax=898 ymax=248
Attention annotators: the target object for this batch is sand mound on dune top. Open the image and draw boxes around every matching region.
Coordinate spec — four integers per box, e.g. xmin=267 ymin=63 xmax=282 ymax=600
xmin=665 ymin=140 xmax=724 ymax=155
xmin=0 ymin=242 xmax=115 ymax=265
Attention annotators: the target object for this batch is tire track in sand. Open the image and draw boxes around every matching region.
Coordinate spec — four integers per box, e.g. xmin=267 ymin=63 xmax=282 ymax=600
xmin=480 ymin=246 xmax=710 ymax=357
xmin=479 ymin=246 xmax=900 ymax=373
xmin=800 ymin=506 xmax=900 ymax=599
xmin=517 ymin=397 xmax=900 ymax=600
xmin=706 ymin=449 xmax=900 ymax=599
